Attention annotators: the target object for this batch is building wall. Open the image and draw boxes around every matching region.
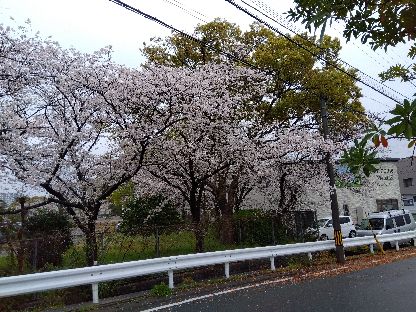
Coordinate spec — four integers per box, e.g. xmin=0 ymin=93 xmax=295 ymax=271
xmin=397 ymin=157 xmax=416 ymax=194
xmin=314 ymin=161 xmax=402 ymax=224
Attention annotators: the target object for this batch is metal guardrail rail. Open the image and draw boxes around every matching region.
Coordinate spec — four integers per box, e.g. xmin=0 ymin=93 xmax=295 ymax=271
xmin=1 ymin=231 xmax=415 ymax=303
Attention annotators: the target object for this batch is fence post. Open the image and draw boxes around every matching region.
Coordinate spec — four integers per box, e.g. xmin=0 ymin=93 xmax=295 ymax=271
xmin=155 ymin=227 xmax=160 ymax=258
xmin=168 ymin=270 xmax=174 ymax=289
xmin=270 ymin=257 xmax=275 ymax=271
xmin=32 ymin=239 xmax=38 ymax=271
xmin=238 ymin=220 xmax=242 ymax=244
xmin=92 ymin=261 xmax=99 ymax=304
xmin=225 ymin=262 xmax=230 ymax=278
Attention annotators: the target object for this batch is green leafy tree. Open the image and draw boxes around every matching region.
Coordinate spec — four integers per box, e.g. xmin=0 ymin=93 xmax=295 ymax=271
xmin=143 ymin=20 xmax=367 ymax=139
xmin=109 ymin=181 xmax=135 ymax=217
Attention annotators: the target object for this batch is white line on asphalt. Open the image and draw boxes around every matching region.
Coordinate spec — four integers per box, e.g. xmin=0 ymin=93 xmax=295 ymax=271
xmin=141 ymin=277 xmax=292 ymax=312
xmin=141 ymin=265 xmax=358 ymax=311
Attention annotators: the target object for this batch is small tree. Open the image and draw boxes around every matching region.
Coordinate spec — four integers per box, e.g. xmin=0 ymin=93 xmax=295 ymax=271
xmin=25 ymin=209 xmax=72 ymax=269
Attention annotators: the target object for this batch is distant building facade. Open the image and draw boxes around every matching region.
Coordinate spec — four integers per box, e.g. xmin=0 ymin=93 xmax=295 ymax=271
xmin=314 ymin=159 xmax=402 ymax=224
xmin=397 ymin=157 xmax=416 ymax=216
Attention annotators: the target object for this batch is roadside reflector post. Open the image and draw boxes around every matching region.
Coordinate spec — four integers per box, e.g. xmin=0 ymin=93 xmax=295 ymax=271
xmin=168 ymin=270 xmax=174 ymax=289
xmin=225 ymin=262 xmax=230 ymax=278
xmin=395 ymin=241 xmax=399 ymax=251
xmin=270 ymin=257 xmax=275 ymax=271
xmin=92 ymin=261 xmax=99 ymax=304
xmin=369 ymin=244 xmax=374 ymax=254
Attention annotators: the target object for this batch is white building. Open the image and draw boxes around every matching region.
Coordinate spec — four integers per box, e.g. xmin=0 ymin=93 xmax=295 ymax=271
xmin=315 ymin=159 xmax=402 ymax=224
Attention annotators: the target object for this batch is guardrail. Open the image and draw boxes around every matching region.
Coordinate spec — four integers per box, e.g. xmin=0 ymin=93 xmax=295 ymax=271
xmin=1 ymin=230 xmax=415 ymax=303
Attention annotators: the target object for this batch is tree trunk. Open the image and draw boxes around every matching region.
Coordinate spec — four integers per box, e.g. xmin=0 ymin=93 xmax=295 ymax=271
xmin=220 ymin=205 xmax=234 ymax=245
xmin=85 ymin=219 xmax=98 ymax=266
xmin=194 ymin=221 xmax=204 ymax=253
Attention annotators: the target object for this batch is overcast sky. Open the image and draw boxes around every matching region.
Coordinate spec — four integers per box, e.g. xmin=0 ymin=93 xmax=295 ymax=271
xmin=0 ymin=0 xmax=414 ymax=159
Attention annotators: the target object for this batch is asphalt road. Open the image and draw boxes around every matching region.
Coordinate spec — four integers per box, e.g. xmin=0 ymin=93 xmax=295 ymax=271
xmin=99 ymin=256 xmax=416 ymax=312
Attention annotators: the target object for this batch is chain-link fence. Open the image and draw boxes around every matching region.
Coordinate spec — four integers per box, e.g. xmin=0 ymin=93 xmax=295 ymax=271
xmin=0 ymin=210 xmax=317 ymax=277
xmin=0 ymin=210 xmax=319 ymax=311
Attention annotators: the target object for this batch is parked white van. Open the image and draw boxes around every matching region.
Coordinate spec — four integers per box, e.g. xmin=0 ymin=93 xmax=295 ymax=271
xmin=318 ymin=216 xmax=356 ymax=240
xmin=356 ymin=209 xmax=416 ymax=247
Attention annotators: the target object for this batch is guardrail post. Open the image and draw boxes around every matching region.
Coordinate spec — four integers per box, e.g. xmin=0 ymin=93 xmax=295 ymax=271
xmin=92 ymin=261 xmax=99 ymax=304
xmin=413 ymin=238 xmax=416 ymax=247
xmin=225 ymin=262 xmax=230 ymax=278
xmin=369 ymin=244 xmax=374 ymax=254
xmin=307 ymin=252 xmax=312 ymax=261
xmin=270 ymin=257 xmax=275 ymax=271
xmin=395 ymin=241 xmax=399 ymax=251
xmin=168 ymin=270 xmax=174 ymax=289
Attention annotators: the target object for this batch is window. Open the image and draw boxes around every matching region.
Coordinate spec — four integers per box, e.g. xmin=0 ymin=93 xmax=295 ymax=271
xmin=386 ymin=218 xmax=394 ymax=229
xmin=404 ymin=214 xmax=412 ymax=224
xmin=403 ymin=199 xmax=414 ymax=206
xmin=376 ymin=199 xmax=399 ymax=211
xmin=368 ymin=218 xmax=384 ymax=230
xmin=339 ymin=217 xmax=350 ymax=224
xmin=404 ymin=178 xmax=413 ymax=187
xmin=394 ymin=216 xmax=405 ymax=227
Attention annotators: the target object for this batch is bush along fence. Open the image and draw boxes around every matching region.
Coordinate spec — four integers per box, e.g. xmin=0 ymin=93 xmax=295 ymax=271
xmin=0 ymin=231 xmax=415 ymax=304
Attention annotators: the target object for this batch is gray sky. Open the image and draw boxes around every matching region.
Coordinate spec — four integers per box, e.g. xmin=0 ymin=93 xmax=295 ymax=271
xmin=0 ymin=0 xmax=414 ymax=157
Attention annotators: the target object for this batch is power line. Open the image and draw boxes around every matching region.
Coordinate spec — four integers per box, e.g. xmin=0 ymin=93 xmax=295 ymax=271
xmin=247 ymin=0 xmax=405 ymax=79
xmin=228 ymin=0 xmax=409 ymax=104
xmin=159 ymin=0 xmax=206 ymax=23
xmin=108 ymin=0 xmax=258 ymax=70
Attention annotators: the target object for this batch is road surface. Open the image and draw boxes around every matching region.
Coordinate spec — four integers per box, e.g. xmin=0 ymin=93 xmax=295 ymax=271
xmin=102 ymin=257 xmax=416 ymax=312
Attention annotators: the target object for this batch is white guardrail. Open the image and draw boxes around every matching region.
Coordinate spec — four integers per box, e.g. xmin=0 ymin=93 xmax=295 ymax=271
xmin=1 ymin=230 xmax=415 ymax=303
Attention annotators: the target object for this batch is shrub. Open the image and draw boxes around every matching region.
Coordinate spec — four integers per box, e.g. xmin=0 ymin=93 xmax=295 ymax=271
xmin=25 ymin=210 xmax=73 ymax=269
xmin=151 ymin=282 xmax=172 ymax=297
xmin=120 ymin=195 xmax=182 ymax=235
xmin=234 ymin=210 xmax=295 ymax=246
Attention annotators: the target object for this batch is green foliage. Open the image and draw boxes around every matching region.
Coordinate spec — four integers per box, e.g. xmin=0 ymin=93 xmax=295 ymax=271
xmin=25 ymin=210 xmax=73 ymax=269
xmin=119 ymin=195 xmax=182 ymax=235
xmin=340 ymin=139 xmax=379 ymax=177
xmin=386 ymin=98 xmax=416 ymax=142
xmin=109 ymin=181 xmax=135 ymax=216
xmin=234 ymin=210 xmax=294 ymax=246
xmin=288 ymin=0 xmax=415 ymax=49
xmin=151 ymin=282 xmax=172 ymax=297
xmin=142 ymin=19 xmax=367 ymax=140
xmin=288 ymin=1 xmax=416 ymax=84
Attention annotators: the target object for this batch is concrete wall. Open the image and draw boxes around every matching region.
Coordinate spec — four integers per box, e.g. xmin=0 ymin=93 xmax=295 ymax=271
xmin=397 ymin=157 xmax=416 ymax=194
xmin=314 ymin=161 xmax=402 ymax=224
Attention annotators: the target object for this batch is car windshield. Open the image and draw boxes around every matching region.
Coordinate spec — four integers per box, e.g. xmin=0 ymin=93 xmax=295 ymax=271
xmin=360 ymin=218 xmax=384 ymax=230
xmin=317 ymin=219 xmax=329 ymax=227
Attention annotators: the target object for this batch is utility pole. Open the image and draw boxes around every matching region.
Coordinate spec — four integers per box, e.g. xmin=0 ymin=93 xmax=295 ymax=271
xmin=318 ymin=21 xmax=345 ymax=264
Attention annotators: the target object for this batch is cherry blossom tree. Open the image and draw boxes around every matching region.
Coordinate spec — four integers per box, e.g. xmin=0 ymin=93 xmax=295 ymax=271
xmin=134 ymin=64 xmax=267 ymax=251
xmin=0 ymin=25 xmax=195 ymax=264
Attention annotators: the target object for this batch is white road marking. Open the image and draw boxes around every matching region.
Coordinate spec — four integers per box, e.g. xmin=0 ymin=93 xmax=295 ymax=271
xmin=141 ymin=264 xmax=378 ymax=311
xmin=141 ymin=277 xmax=292 ymax=311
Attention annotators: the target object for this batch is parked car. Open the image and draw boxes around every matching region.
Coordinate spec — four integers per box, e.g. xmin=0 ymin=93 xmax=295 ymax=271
xmin=356 ymin=209 xmax=416 ymax=247
xmin=318 ymin=215 xmax=356 ymax=240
